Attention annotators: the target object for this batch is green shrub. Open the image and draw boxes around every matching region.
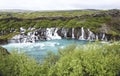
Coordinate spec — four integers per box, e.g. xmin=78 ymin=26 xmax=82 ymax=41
xmin=48 ymin=42 xmax=120 ymax=76
xmin=0 ymin=52 xmax=41 ymax=76
xmin=0 ymin=42 xmax=120 ymax=76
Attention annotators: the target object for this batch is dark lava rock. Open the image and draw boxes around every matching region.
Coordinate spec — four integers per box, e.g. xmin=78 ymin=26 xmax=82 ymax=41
xmin=0 ymin=46 xmax=9 ymax=55
xmin=0 ymin=39 xmax=8 ymax=45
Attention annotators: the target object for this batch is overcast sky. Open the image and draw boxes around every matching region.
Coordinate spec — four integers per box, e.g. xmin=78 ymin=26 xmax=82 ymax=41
xmin=0 ymin=0 xmax=120 ymax=10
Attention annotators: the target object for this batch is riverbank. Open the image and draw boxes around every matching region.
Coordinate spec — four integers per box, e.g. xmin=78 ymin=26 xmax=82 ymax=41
xmin=0 ymin=42 xmax=120 ymax=76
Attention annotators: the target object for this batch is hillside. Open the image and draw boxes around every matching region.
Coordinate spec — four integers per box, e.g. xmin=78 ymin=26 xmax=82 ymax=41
xmin=0 ymin=9 xmax=120 ymax=43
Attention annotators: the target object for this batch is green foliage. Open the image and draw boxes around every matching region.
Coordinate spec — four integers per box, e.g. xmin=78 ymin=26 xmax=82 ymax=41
xmin=0 ymin=10 xmax=118 ymax=39
xmin=0 ymin=32 xmax=19 ymax=39
xmin=48 ymin=42 xmax=120 ymax=76
xmin=1 ymin=42 xmax=120 ymax=76
xmin=0 ymin=10 xmax=97 ymax=19
xmin=0 ymin=46 xmax=9 ymax=55
xmin=0 ymin=52 xmax=41 ymax=76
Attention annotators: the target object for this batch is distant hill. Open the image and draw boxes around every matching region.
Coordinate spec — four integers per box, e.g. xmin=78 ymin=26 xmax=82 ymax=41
xmin=0 ymin=9 xmax=35 ymax=13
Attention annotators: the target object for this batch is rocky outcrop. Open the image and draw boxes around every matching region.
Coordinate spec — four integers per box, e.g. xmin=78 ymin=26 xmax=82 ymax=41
xmin=9 ymin=27 xmax=120 ymax=43
xmin=0 ymin=39 xmax=8 ymax=45
xmin=0 ymin=9 xmax=120 ymax=42
xmin=0 ymin=46 xmax=9 ymax=55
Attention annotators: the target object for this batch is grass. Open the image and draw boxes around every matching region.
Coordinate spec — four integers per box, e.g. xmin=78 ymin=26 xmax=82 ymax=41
xmin=0 ymin=10 xmax=98 ymax=19
xmin=0 ymin=32 xmax=19 ymax=39
xmin=0 ymin=10 xmax=119 ymax=40
xmin=0 ymin=42 xmax=120 ymax=76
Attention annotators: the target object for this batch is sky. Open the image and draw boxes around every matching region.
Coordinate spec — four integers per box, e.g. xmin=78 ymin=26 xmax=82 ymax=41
xmin=0 ymin=0 xmax=120 ymax=10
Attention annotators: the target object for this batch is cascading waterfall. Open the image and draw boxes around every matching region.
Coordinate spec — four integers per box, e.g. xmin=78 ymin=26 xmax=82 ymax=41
xmin=31 ymin=34 xmax=36 ymax=43
xmin=96 ymin=35 xmax=99 ymax=40
xmin=101 ymin=33 xmax=105 ymax=41
xmin=87 ymin=29 xmax=95 ymax=40
xmin=20 ymin=27 xmax=26 ymax=34
xmin=46 ymin=28 xmax=53 ymax=40
xmin=52 ymin=28 xmax=61 ymax=39
xmin=9 ymin=27 xmax=108 ymax=43
xmin=61 ymin=28 xmax=67 ymax=38
xmin=79 ymin=27 xmax=85 ymax=40
xmin=64 ymin=30 xmax=67 ymax=38
xmin=23 ymin=37 xmax=27 ymax=43
xmin=101 ymin=33 xmax=107 ymax=41
xmin=72 ymin=28 xmax=74 ymax=39
xmin=35 ymin=32 xmax=39 ymax=41
xmin=12 ymin=27 xmax=39 ymax=43
xmin=46 ymin=28 xmax=61 ymax=40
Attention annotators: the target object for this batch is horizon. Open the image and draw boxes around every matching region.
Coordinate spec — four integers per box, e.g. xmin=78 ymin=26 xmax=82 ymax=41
xmin=0 ymin=8 xmax=119 ymax=12
xmin=0 ymin=0 xmax=120 ymax=11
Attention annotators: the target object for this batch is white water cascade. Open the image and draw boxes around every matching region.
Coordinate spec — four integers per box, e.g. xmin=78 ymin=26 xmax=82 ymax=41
xmin=61 ymin=28 xmax=67 ymax=38
xmin=96 ymin=35 xmax=99 ymax=40
xmin=23 ymin=37 xmax=27 ymax=43
xmin=11 ymin=30 xmax=39 ymax=43
xmin=9 ymin=27 xmax=109 ymax=43
xmin=20 ymin=27 xmax=26 ymax=34
xmin=101 ymin=33 xmax=107 ymax=41
xmin=72 ymin=28 xmax=75 ymax=39
xmin=46 ymin=28 xmax=61 ymax=40
xmin=53 ymin=28 xmax=61 ymax=39
xmin=87 ymin=29 xmax=95 ymax=40
xmin=31 ymin=34 xmax=36 ymax=43
xmin=46 ymin=28 xmax=53 ymax=40
xmin=79 ymin=27 xmax=85 ymax=40
xmin=101 ymin=33 xmax=105 ymax=41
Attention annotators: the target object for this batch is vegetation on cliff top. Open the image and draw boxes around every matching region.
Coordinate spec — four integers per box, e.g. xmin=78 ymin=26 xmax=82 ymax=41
xmin=0 ymin=9 xmax=120 ymax=40
xmin=0 ymin=10 xmax=99 ymax=18
xmin=0 ymin=42 xmax=120 ymax=76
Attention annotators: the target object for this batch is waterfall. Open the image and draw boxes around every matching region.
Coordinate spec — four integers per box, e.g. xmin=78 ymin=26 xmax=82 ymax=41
xmin=46 ymin=28 xmax=54 ymax=40
xmin=46 ymin=28 xmax=61 ymax=40
xmin=52 ymin=28 xmax=61 ymax=39
xmin=31 ymin=34 xmax=36 ymax=43
xmin=79 ymin=27 xmax=85 ymax=40
xmin=87 ymin=29 xmax=95 ymax=40
xmin=23 ymin=38 xmax=27 ymax=43
xmin=9 ymin=27 xmax=110 ymax=43
xmin=101 ymin=33 xmax=108 ymax=41
xmin=96 ymin=35 xmax=99 ymax=40
xmin=18 ymin=35 xmax=21 ymax=43
xmin=61 ymin=28 xmax=67 ymax=38
xmin=72 ymin=28 xmax=75 ymax=39
xmin=20 ymin=27 xmax=26 ymax=34
xmin=101 ymin=33 xmax=105 ymax=41
xmin=64 ymin=31 xmax=67 ymax=38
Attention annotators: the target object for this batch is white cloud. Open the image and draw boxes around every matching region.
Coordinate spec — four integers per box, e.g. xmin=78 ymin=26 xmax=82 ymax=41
xmin=0 ymin=0 xmax=120 ymax=10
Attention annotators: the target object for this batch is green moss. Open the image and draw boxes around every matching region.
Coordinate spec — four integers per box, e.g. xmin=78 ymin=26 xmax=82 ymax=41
xmin=0 ymin=11 xmax=119 ymax=39
xmin=0 ymin=32 xmax=19 ymax=40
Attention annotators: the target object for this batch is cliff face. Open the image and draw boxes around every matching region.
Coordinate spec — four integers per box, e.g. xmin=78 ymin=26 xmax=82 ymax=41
xmin=0 ymin=39 xmax=8 ymax=44
xmin=0 ymin=9 xmax=120 ymax=43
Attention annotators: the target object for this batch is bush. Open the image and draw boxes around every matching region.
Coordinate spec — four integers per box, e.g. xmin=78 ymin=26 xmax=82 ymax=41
xmin=0 ymin=52 xmax=41 ymax=76
xmin=48 ymin=42 xmax=120 ymax=76
xmin=0 ymin=42 xmax=120 ymax=76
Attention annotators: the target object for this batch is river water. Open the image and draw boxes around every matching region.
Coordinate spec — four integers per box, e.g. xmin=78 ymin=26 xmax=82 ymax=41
xmin=2 ymin=39 xmax=88 ymax=61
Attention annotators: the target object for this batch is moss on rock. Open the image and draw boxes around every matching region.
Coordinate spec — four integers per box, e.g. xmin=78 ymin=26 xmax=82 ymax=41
xmin=0 ymin=46 xmax=9 ymax=55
